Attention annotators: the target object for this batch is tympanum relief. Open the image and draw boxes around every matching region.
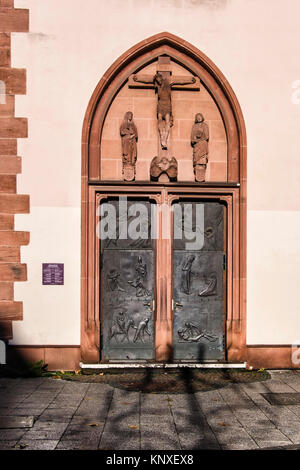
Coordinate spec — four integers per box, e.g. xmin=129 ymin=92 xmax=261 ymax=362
xmin=129 ymin=55 xmax=200 ymax=181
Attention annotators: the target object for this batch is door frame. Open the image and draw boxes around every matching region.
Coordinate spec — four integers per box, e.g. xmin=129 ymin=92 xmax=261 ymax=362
xmin=81 ymin=182 xmax=245 ymax=363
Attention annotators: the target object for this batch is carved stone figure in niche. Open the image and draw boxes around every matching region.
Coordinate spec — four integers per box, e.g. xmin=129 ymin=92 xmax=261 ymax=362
xmin=199 ymin=273 xmax=217 ymax=297
xmin=181 ymin=255 xmax=195 ymax=294
xmin=120 ymin=111 xmax=138 ymax=181
xmin=177 ymin=322 xmax=218 ymax=343
xmin=107 ymin=269 xmax=125 ymax=292
xmin=191 ymin=113 xmax=209 ymax=182
xmin=133 ymin=318 xmax=151 ymax=343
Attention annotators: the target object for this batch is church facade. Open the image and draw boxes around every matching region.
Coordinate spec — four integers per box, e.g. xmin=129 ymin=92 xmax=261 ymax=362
xmin=1 ymin=0 xmax=300 ymax=370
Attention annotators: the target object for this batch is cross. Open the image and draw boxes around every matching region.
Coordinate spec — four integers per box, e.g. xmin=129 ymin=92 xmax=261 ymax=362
xmin=128 ymin=56 xmax=200 ymax=154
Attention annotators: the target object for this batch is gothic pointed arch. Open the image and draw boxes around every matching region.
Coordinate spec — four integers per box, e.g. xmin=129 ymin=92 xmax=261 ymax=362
xmin=81 ymin=32 xmax=247 ymax=363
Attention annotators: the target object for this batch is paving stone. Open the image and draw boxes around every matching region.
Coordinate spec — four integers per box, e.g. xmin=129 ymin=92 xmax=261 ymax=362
xmin=140 ymin=414 xmax=173 ymax=426
xmin=208 ymin=423 xmax=258 ymax=450
xmin=246 ymin=392 xmax=300 ymax=426
xmin=17 ymin=439 xmax=59 ymax=450
xmin=239 ymin=382 xmax=270 ymax=393
xmin=2 ymin=375 xmax=300 ymax=450
xmin=0 ymin=407 xmax=15 ymax=416
xmin=22 ymin=422 xmax=69 ymax=440
xmin=38 ymin=409 xmax=75 ymax=422
xmin=0 ymin=416 xmax=34 ymax=428
xmin=276 ymin=425 xmax=300 ymax=444
xmin=56 ymin=440 xmax=98 ymax=450
xmin=262 ymin=393 xmax=300 ymax=406
xmin=0 ymin=441 xmax=19 ymax=449
xmin=140 ymin=429 xmax=180 ymax=450
xmin=6 ymin=407 xmax=45 ymax=416
xmin=100 ymin=430 xmax=140 ymax=450
xmin=177 ymin=431 xmax=220 ymax=450
xmin=70 ymin=416 xmax=106 ymax=425
xmin=60 ymin=428 xmax=102 ymax=444
xmin=0 ymin=428 xmax=27 ymax=440
xmin=246 ymin=425 xmax=291 ymax=444
xmin=263 ymin=381 xmax=298 ymax=393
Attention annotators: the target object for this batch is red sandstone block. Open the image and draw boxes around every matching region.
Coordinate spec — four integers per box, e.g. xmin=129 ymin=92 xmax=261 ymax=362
xmin=0 ymin=1 xmax=14 ymax=7
xmin=0 ymin=117 xmax=27 ymax=137
xmin=101 ymin=139 xmax=121 ymax=159
xmin=0 ymin=68 xmax=26 ymax=94
xmin=0 ymin=321 xmax=12 ymax=340
xmin=210 ymin=120 xmax=226 ymax=142
xmin=0 ymin=175 xmax=16 ymax=193
xmin=0 ymin=156 xmax=21 ymax=173
xmin=0 ymin=33 xmax=9 ymax=47
xmin=173 ymin=99 xmax=195 ymax=118
xmin=0 ymin=214 xmax=13 ymax=230
xmin=193 ymin=100 xmax=220 ymax=120
xmin=0 ymin=9 xmax=29 ymax=32
xmin=7 ymin=347 xmax=46 ymax=366
xmin=0 ymin=48 xmax=9 ymax=66
xmin=45 ymin=347 xmax=81 ymax=371
xmin=0 ymin=281 xmax=13 ymax=299
xmin=0 ymin=231 xmax=29 ymax=245
xmin=135 ymin=160 xmax=149 ymax=180
xmin=133 ymin=98 xmax=156 ymax=118
xmin=0 ymin=246 xmax=19 ymax=262
xmin=108 ymin=98 xmax=133 ymax=118
xmin=0 ymin=194 xmax=29 ymax=213
xmin=0 ymin=300 xmax=22 ymax=320
xmin=209 ymin=162 xmax=227 ymax=181
xmin=101 ymin=159 xmax=118 ymax=180
xmin=0 ymin=95 xmax=14 ymax=116
xmin=0 ymin=138 xmax=17 ymax=155
xmin=136 ymin=139 xmax=156 ymax=159
xmin=0 ymin=263 xmax=27 ymax=281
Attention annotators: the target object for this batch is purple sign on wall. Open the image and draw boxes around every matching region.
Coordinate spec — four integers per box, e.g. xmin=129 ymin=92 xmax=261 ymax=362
xmin=42 ymin=263 xmax=64 ymax=285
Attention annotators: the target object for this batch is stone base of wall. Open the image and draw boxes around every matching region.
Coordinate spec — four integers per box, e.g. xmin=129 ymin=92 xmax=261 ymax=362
xmin=4 ymin=345 xmax=299 ymax=371
xmin=7 ymin=345 xmax=81 ymax=371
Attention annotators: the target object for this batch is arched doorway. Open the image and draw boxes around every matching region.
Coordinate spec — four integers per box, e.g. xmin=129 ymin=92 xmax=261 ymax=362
xmin=81 ymin=32 xmax=247 ymax=365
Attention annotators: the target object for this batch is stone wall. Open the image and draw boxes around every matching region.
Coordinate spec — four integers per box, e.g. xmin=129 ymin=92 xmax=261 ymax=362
xmin=0 ymin=0 xmax=29 ymax=342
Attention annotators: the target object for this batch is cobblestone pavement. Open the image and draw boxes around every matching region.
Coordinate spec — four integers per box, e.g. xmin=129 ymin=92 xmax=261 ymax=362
xmin=1 ymin=370 xmax=300 ymax=450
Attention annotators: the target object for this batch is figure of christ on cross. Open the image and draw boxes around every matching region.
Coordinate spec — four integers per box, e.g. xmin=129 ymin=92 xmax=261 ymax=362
xmin=133 ymin=70 xmax=196 ymax=150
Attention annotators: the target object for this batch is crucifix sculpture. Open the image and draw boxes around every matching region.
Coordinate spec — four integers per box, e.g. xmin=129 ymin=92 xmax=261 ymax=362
xmin=129 ymin=56 xmax=200 ymax=181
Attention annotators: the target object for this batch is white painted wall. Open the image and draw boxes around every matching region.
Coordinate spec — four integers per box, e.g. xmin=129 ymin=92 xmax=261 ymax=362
xmin=10 ymin=0 xmax=300 ymax=345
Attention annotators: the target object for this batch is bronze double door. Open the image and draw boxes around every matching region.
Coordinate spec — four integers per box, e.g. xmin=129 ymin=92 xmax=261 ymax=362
xmin=100 ymin=196 xmax=226 ymax=362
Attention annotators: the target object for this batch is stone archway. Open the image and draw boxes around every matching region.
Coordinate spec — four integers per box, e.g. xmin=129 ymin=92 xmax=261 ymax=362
xmin=81 ymin=32 xmax=247 ymax=364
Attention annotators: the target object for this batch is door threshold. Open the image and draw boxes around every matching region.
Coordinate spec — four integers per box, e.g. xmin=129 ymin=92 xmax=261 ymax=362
xmin=80 ymin=362 xmax=247 ymax=370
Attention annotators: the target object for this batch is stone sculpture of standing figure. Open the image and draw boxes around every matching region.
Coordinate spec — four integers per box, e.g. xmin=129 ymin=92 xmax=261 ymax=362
xmin=191 ymin=113 xmax=209 ymax=182
xmin=120 ymin=111 xmax=138 ymax=181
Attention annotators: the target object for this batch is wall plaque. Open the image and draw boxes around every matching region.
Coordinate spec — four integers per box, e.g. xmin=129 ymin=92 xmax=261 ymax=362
xmin=42 ymin=263 xmax=64 ymax=285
